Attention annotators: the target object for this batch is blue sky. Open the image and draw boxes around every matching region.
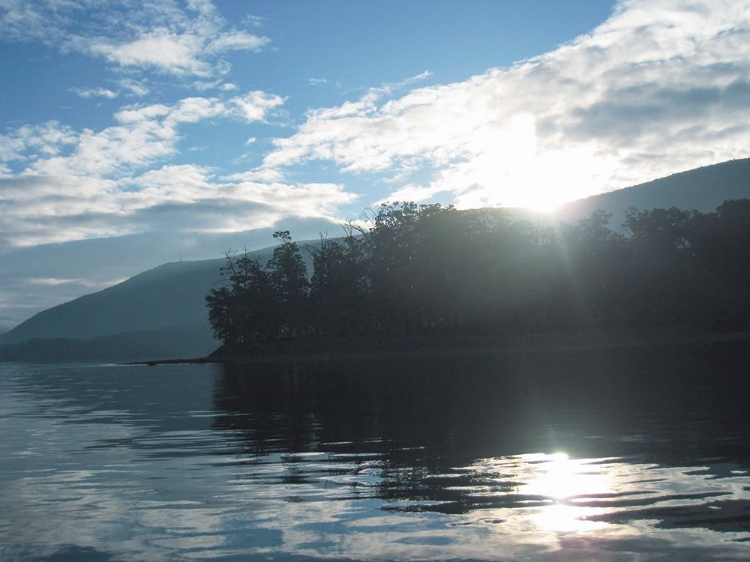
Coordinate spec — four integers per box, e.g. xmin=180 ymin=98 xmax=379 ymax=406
xmin=1 ymin=0 xmax=749 ymax=332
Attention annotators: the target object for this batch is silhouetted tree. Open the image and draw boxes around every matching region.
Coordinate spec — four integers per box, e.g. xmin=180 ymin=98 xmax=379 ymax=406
xmin=366 ymin=202 xmax=458 ymax=336
xmin=267 ymin=230 xmax=309 ymax=338
xmin=207 ymin=198 xmax=750 ymax=351
xmin=623 ymin=207 xmax=696 ymax=326
xmin=309 ymin=226 xmax=370 ymax=336
xmin=206 ymin=250 xmax=276 ymax=345
xmin=691 ymin=200 xmax=750 ymax=330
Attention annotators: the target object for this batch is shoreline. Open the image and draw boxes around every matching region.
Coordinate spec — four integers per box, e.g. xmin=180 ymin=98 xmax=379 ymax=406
xmin=131 ymin=328 xmax=750 ymax=366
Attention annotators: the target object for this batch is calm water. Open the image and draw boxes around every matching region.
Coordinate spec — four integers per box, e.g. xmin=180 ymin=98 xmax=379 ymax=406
xmin=1 ymin=341 xmax=750 ymax=561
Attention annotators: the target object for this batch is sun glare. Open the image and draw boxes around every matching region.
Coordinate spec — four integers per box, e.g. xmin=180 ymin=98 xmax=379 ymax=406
xmin=520 ymin=453 xmax=611 ymax=533
xmin=508 ymin=147 xmax=619 ymax=212
xmin=456 ymin=113 xmax=618 ymax=212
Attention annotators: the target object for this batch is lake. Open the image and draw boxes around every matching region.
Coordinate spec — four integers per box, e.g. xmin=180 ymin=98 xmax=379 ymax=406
xmin=1 ymin=340 xmax=750 ymax=561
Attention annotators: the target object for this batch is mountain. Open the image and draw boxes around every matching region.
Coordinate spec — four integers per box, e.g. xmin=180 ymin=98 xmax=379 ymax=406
xmin=554 ymin=158 xmax=750 ymax=229
xmin=0 ymin=259 xmax=223 ymax=362
xmin=2 ymin=259 xmax=222 ymax=344
xmin=1 ymin=158 xmax=748 ymax=362
xmin=0 ymin=245 xmax=293 ymax=362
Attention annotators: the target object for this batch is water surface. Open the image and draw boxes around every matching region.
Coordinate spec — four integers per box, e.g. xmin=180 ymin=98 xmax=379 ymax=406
xmin=1 ymin=341 xmax=750 ymax=560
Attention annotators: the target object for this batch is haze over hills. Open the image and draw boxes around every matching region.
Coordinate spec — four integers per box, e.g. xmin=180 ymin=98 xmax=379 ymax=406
xmin=1 ymin=158 xmax=748 ymax=362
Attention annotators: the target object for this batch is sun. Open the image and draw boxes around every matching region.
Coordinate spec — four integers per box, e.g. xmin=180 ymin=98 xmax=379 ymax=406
xmin=500 ymin=147 xmax=618 ymax=212
xmin=451 ymin=114 xmax=618 ymax=212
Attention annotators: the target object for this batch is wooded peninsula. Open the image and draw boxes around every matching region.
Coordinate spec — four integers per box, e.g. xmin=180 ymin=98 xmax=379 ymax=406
xmin=206 ymin=200 xmax=750 ymax=358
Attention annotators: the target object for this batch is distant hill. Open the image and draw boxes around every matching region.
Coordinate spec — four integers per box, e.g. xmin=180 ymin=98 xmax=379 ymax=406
xmin=554 ymin=158 xmax=750 ymax=228
xmin=2 ymin=259 xmax=222 ymax=344
xmin=1 ymin=158 xmax=748 ymax=362
xmin=0 ymin=245 xmax=298 ymax=362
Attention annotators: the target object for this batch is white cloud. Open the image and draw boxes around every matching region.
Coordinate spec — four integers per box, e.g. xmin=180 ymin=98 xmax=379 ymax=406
xmin=168 ymin=97 xmax=228 ymax=124
xmin=27 ymin=277 xmax=108 ymax=288
xmin=0 ymin=88 xmax=290 ymax=248
xmin=224 ymin=168 xmax=284 ymax=183
xmin=0 ymin=122 xmax=78 ymax=163
xmin=390 ymin=70 xmax=434 ymax=88
xmin=2 ymin=90 xmax=283 ymax=182
xmin=0 ymin=163 xmax=355 ymax=249
xmin=207 ymin=31 xmax=269 ymax=54
xmin=262 ymin=0 xmax=750 ymax=210
xmin=69 ymin=87 xmax=118 ymax=99
xmin=231 ymin=91 xmax=286 ymax=122
xmin=0 ymin=0 xmax=270 ymax=79
xmin=114 ymin=103 xmax=171 ymax=125
xmin=0 ymin=90 xmax=351 ymax=252
xmin=0 ymin=132 xmax=28 ymax=163
xmin=123 ymin=163 xmax=355 ymax=222
xmin=118 ymin=78 xmax=150 ymax=97
xmin=89 ymin=28 xmax=212 ymax=76
xmin=0 ymin=0 xmax=65 ymax=43
xmin=244 ymin=14 xmax=265 ymax=29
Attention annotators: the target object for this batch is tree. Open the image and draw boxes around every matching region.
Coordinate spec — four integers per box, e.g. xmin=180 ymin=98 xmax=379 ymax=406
xmin=366 ymin=202 xmax=454 ymax=336
xmin=689 ymin=200 xmax=750 ymax=330
xmin=206 ymin=249 xmax=275 ymax=345
xmin=556 ymin=210 xmax=628 ymax=328
xmin=309 ymin=226 xmax=369 ymax=336
xmin=267 ymin=230 xmax=309 ymax=338
xmin=622 ymin=207 xmax=697 ymax=326
xmin=208 ymin=198 xmax=750 ymax=350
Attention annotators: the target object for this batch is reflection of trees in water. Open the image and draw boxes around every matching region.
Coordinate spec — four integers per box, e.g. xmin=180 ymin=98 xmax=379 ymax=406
xmin=211 ymin=341 xmax=750 ymax=466
xmin=209 ymin=343 xmax=750 ymax=516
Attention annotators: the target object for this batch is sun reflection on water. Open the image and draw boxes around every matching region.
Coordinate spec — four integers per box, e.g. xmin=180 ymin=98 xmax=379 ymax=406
xmin=519 ymin=453 xmax=611 ymax=533
xmin=464 ymin=452 xmax=615 ymax=535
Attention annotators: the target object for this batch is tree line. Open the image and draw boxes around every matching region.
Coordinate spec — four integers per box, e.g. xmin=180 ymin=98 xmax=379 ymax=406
xmin=206 ymin=199 xmax=750 ymax=348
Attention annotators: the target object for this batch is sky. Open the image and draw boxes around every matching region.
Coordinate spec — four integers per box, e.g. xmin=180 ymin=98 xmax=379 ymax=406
xmin=1 ymin=0 xmax=749 ymax=333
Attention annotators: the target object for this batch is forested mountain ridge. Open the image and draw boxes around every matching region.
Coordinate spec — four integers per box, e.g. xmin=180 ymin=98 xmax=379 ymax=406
xmin=1 ymin=158 xmax=749 ymax=362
